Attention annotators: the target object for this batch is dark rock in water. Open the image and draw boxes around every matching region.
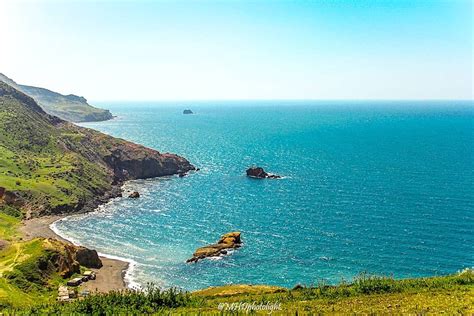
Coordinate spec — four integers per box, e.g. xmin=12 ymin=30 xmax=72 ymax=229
xmin=178 ymin=172 xmax=186 ymax=177
xmin=246 ymin=167 xmax=281 ymax=179
xmin=183 ymin=109 xmax=193 ymax=114
xmin=128 ymin=191 xmax=140 ymax=198
xmin=187 ymin=232 xmax=242 ymax=263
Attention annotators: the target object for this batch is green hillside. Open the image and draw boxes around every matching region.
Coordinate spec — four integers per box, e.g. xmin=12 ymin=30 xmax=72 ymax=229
xmin=0 ymin=73 xmax=112 ymax=122
xmin=0 ymin=81 xmax=194 ymax=218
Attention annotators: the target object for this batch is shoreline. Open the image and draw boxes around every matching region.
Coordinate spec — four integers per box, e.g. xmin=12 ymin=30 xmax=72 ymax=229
xmin=21 ymin=215 xmax=131 ymax=293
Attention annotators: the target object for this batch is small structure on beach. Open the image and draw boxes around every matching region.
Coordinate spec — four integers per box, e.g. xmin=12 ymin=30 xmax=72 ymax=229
xmin=83 ymin=270 xmax=96 ymax=280
xmin=66 ymin=277 xmax=82 ymax=287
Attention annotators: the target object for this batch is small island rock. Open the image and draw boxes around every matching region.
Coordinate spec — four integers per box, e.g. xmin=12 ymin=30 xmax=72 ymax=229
xmin=246 ymin=167 xmax=281 ymax=179
xmin=187 ymin=232 xmax=242 ymax=263
xmin=128 ymin=191 xmax=140 ymax=198
xmin=183 ymin=109 xmax=193 ymax=114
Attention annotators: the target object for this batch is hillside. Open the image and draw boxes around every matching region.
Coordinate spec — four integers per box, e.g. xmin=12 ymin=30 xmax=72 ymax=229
xmin=0 ymin=81 xmax=194 ymax=218
xmin=0 ymin=73 xmax=112 ymax=122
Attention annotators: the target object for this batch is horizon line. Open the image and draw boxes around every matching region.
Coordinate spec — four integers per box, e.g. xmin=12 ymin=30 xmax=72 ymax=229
xmin=91 ymin=98 xmax=474 ymax=103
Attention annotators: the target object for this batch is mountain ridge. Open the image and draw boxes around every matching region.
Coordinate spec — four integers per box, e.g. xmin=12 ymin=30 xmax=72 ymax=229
xmin=0 ymin=73 xmax=113 ymax=122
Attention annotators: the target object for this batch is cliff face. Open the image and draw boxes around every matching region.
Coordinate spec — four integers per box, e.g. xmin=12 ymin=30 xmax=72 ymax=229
xmin=0 ymin=81 xmax=194 ymax=218
xmin=104 ymin=145 xmax=193 ymax=181
xmin=0 ymin=73 xmax=113 ymax=123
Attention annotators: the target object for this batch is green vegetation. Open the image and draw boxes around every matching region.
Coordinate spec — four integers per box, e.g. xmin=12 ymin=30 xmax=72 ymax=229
xmin=0 ymin=213 xmax=20 ymax=241
xmin=0 ymin=214 xmax=63 ymax=308
xmin=2 ymin=270 xmax=472 ymax=314
xmin=0 ymin=73 xmax=112 ymax=122
xmin=0 ymin=81 xmax=118 ymax=217
xmin=0 ymin=239 xmax=72 ymax=308
xmin=0 ymin=82 xmax=119 ymax=308
xmin=0 ymin=214 xmax=89 ymax=309
xmin=24 ymin=286 xmax=197 ymax=315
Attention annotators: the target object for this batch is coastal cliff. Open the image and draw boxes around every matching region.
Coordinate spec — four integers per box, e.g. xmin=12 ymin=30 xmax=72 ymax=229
xmin=0 ymin=73 xmax=113 ymax=123
xmin=0 ymin=81 xmax=194 ymax=218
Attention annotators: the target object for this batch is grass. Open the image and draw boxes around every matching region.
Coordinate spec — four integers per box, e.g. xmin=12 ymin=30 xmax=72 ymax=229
xmin=0 ymin=214 xmax=72 ymax=309
xmin=0 ymin=237 xmax=59 ymax=308
xmin=0 ymin=84 xmax=114 ymax=216
xmin=0 ymin=73 xmax=112 ymax=123
xmin=0 ymin=214 xmax=20 ymax=241
xmin=2 ymin=270 xmax=472 ymax=314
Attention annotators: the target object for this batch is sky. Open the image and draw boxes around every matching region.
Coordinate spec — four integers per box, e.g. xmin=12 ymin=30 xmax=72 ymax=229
xmin=0 ymin=0 xmax=472 ymax=101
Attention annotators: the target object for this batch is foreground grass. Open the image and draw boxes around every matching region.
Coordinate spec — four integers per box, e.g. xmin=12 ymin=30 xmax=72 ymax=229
xmin=3 ymin=270 xmax=472 ymax=315
xmin=0 ymin=215 xmax=72 ymax=308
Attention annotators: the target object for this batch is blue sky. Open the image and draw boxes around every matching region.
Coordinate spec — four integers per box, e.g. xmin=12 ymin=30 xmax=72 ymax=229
xmin=0 ymin=0 xmax=472 ymax=100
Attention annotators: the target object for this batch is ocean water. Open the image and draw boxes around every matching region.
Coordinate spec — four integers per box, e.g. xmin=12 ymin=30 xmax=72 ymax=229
xmin=53 ymin=101 xmax=474 ymax=290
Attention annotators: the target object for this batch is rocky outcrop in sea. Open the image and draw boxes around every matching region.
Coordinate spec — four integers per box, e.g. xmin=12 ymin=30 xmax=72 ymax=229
xmin=187 ymin=232 xmax=242 ymax=263
xmin=246 ymin=167 xmax=281 ymax=179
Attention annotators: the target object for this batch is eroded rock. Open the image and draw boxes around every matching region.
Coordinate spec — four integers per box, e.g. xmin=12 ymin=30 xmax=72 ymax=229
xmin=187 ymin=232 xmax=242 ymax=263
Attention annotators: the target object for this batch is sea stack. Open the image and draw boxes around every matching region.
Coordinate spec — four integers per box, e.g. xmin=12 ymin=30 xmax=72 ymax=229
xmin=187 ymin=232 xmax=242 ymax=263
xmin=246 ymin=167 xmax=281 ymax=179
xmin=183 ymin=109 xmax=193 ymax=114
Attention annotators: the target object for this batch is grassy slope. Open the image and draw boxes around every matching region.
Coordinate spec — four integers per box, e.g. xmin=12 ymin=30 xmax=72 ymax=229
xmin=4 ymin=271 xmax=472 ymax=314
xmin=0 ymin=73 xmax=112 ymax=123
xmin=0 ymin=84 xmax=112 ymax=216
xmin=0 ymin=214 xmax=20 ymax=241
xmin=0 ymin=83 xmax=111 ymax=306
xmin=0 ymin=214 xmax=74 ymax=308
xmin=20 ymin=85 xmax=113 ymax=123
xmin=183 ymin=273 xmax=474 ymax=314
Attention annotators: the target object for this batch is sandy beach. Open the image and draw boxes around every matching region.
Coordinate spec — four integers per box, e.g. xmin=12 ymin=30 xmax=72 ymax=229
xmin=21 ymin=215 xmax=129 ymax=293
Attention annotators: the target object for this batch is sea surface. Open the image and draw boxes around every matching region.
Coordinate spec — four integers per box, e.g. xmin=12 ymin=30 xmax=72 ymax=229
xmin=53 ymin=101 xmax=474 ymax=290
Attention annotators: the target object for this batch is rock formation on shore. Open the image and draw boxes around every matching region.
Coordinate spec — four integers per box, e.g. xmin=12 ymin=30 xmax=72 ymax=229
xmin=246 ymin=167 xmax=281 ymax=179
xmin=187 ymin=232 xmax=242 ymax=263
xmin=0 ymin=81 xmax=195 ymax=218
xmin=22 ymin=238 xmax=102 ymax=279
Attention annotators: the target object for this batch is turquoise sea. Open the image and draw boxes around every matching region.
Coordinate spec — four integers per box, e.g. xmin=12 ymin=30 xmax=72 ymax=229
xmin=53 ymin=101 xmax=474 ymax=290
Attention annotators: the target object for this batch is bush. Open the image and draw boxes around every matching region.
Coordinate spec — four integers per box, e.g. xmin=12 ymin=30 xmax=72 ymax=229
xmin=0 ymin=205 xmax=22 ymax=218
xmin=16 ymin=285 xmax=198 ymax=315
